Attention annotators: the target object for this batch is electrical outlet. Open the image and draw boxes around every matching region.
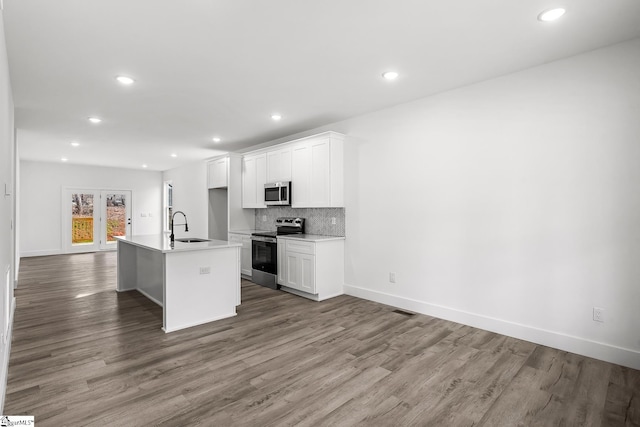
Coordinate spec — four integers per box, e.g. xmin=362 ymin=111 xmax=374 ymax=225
xmin=199 ymin=267 xmax=211 ymax=275
xmin=389 ymin=272 xmax=396 ymax=283
xmin=262 ymin=215 xmax=267 ymax=222
xmin=593 ymin=307 xmax=605 ymax=323
xmin=331 ymin=217 xmax=337 ymax=225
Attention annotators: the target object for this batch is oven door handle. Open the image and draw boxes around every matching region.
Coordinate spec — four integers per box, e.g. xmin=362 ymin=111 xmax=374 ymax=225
xmin=251 ymin=235 xmax=277 ymax=244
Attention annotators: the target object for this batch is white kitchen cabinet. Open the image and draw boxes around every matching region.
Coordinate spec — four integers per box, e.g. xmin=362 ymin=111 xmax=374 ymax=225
xmin=207 ymin=156 xmax=228 ymax=189
xmin=241 ymin=131 xmax=344 ymax=208
xmin=285 ymin=252 xmax=315 ymax=293
xmin=277 ymin=236 xmax=344 ymax=301
xmin=277 ymin=238 xmax=286 ymax=285
xmin=242 ymin=153 xmax=267 ymax=208
xmin=228 ymin=232 xmax=252 ymax=277
xmin=266 ymin=147 xmax=292 ymax=183
xmin=291 ymin=133 xmax=344 ymax=208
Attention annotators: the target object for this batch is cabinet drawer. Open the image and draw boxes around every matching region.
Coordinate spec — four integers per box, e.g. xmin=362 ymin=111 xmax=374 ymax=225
xmin=285 ymin=239 xmax=315 ymax=255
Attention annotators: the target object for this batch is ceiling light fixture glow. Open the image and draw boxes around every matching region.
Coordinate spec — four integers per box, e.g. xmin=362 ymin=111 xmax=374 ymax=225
xmin=70 ymin=141 xmax=80 ymax=147
xmin=116 ymin=75 xmax=135 ymax=85
xmin=61 ymin=157 xmax=68 ymax=162
xmin=271 ymin=114 xmax=282 ymax=121
xmin=171 ymin=153 xmax=177 ymax=158
xmin=88 ymin=117 xmax=102 ymax=124
xmin=212 ymin=137 xmax=221 ymax=143
xmin=538 ymin=8 xmax=566 ymax=22
xmin=142 ymin=164 xmax=148 ymax=168
xmin=382 ymin=71 xmax=399 ymax=80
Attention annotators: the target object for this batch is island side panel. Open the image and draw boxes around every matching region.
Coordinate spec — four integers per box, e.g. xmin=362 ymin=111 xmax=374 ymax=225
xmin=163 ymin=246 xmax=240 ymax=333
xmin=135 ymin=247 xmax=164 ymax=306
xmin=117 ymin=240 xmax=138 ymax=292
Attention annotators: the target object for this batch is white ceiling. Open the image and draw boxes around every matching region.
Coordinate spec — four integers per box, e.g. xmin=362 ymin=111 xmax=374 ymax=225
xmin=4 ymin=0 xmax=640 ymax=171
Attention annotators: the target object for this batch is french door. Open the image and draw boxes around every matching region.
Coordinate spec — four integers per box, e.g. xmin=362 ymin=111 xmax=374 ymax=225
xmin=64 ymin=188 xmax=132 ymax=253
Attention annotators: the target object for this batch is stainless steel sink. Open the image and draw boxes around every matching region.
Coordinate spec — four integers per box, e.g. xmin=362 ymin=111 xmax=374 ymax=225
xmin=175 ymin=238 xmax=210 ymax=243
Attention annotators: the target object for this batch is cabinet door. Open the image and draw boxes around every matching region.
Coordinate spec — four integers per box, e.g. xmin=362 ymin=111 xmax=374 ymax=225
xmin=285 ymin=252 xmax=299 ymax=289
xmin=277 ymin=238 xmax=286 ymax=285
xmin=291 ymin=144 xmax=311 ymax=207
xmin=242 ymin=154 xmax=266 ymax=208
xmin=291 ymin=138 xmax=330 ymax=207
xmin=284 ymin=251 xmax=315 ymax=293
xmin=256 ymin=154 xmax=267 ymax=207
xmin=267 ymin=147 xmax=292 ymax=183
xmin=208 ymin=158 xmax=228 ymax=189
xmin=241 ymin=236 xmax=252 ymax=276
xmin=309 ymin=139 xmax=330 ymax=207
xmin=297 ymin=252 xmax=315 ymax=294
xmin=242 ymin=156 xmax=257 ymax=208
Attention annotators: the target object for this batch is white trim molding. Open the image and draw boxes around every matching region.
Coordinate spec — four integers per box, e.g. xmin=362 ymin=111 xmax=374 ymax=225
xmin=0 ymin=296 xmax=16 ymax=413
xmin=20 ymin=249 xmax=63 ymax=258
xmin=344 ymin=284 xmax=640 ymax=371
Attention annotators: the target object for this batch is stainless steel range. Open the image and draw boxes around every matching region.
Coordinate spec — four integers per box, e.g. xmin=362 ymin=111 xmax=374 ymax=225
xmin=251 ymin=217 xmax=305 ymax=289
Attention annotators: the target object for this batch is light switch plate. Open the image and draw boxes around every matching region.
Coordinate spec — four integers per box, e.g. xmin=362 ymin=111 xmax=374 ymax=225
xmin=4 ymin=183 xmax=11 ymax=196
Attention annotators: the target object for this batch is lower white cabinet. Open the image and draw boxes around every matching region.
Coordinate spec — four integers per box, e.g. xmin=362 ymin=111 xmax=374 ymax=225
xmin=285 ymin=250 xmax=315 ymax=294
xmin=277 ymin=237 xmax=344 ymax=301
xmin=228 ymin=233 xmax=252 ymax=277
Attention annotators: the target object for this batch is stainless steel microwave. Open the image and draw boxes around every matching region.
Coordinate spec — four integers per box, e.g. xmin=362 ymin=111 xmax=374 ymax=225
xmin=264 ymin=181 xmax=291 ymax=206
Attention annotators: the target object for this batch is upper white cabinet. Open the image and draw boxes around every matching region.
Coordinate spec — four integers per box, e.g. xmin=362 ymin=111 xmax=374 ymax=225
xmin=241 ymin=131 xmax=344 ymax=209
xmin=291 ymin=133 xmax=344 ymax=208
xmin=242 ymin=153 xmax=267 ymax=208
xmin=207 ymin=156 xmax=228 ymax=189
xmin=266 ymin=147 xmax=292 ymax=183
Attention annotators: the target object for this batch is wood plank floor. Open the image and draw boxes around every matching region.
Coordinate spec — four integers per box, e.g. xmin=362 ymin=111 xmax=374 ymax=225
xmin=4 ymin=252 xmax=639 ymax=426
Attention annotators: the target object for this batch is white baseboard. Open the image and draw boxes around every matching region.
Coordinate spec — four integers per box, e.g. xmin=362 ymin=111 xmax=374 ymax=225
xmin=344 ymin=284 xmax=640 ymax=370
xmin=0 ymin=297 xmax=16 ymax=413
xmin=20 ymin=249 xmax=62 ymax=258
xmin=162 ymin=311 xmax=237 ymax=333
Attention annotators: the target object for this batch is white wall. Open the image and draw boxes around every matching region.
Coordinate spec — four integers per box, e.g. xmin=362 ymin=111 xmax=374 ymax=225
xmin=0 ymin=9 xmax=16 ymax=412
xmin=162 ymin=160 xmax=208 ymax=240
xmin=20 ymin=161 xmax=162 ymax=256
xmin=338 ymin=38 xmax=640 ymax=369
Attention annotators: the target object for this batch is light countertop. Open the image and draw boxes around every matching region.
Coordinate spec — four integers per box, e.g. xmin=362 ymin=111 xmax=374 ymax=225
xmin=116 ymin=234 xmax=241 ymax=253
xmin=277 ymin=234 xmax=345 ymax=242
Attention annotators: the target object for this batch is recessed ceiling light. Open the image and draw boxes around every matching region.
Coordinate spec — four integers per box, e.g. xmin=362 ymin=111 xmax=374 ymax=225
xmin=538 ymin=8 xmax=566 ymax=22
xmin=116 ymin=75 xmax=135 ymax=85
xmin=142 ymin=164 xmax=148 ymax=168
xmin=70 ymin=141 xmax=80 ymax=147
xmin=212 ymin=137 xmax=221 ymax=143
xmin=382 ymin=71 xmax=399 ymax=80
xmin=88 ymin=117 xmax=102 ymax=124
xmin=171 ymin=153 xmax=177 ymax=158
xmin=61 ymin=157 xmax=68 ymax=162
xmin=271 ymin=114 xmax=282 ymax=121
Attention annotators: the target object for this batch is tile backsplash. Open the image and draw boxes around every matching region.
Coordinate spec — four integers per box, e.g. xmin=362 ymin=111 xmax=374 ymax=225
xmin=255 ymin=207 xmax=345 ymax=237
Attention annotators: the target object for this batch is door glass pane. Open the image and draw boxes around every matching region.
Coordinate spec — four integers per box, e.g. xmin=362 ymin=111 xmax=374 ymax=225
xmin=106 ymin=193 xmax=127 ymax=242
xmin=71 ymin=193 xmax=94 ymax=245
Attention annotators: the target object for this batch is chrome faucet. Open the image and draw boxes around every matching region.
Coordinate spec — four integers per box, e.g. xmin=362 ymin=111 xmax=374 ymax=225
xmin=170 ymin=210 xmax=189 ymax=243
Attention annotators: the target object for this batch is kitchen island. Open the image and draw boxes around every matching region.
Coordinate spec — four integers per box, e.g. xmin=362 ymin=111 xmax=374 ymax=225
xmin=116 ymin=234 xmax=241 ymax=333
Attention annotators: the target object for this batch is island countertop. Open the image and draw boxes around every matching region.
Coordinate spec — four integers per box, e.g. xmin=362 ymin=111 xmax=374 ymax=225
xmin=116 ymin=234 xmax=241 ymax=253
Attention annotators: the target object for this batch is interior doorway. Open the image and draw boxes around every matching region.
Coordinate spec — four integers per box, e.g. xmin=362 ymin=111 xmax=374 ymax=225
xmin=63 ymin=188 xmax=132 ymax=253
